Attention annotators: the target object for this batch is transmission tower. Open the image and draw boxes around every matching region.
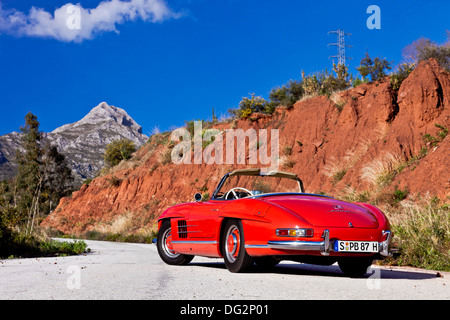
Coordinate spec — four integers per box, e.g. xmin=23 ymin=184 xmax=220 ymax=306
xmin=328 ymin=30 xmax=352 ymax=66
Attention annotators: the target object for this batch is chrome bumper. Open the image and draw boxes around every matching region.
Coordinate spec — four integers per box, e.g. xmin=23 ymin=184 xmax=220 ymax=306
xmin=267 ymin=230 xmax=393 ymax=257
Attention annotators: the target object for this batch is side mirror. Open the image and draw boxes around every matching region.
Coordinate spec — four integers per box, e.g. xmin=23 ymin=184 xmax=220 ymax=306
xmin=194 ymin=193 xmax=202 ymax=202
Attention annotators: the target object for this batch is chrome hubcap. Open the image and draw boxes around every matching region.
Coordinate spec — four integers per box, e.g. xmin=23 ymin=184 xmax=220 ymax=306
xmin=162 ymin=228 xmax=179 ymax=258
xmin=225 ymin=225 xmax=240 ymax=263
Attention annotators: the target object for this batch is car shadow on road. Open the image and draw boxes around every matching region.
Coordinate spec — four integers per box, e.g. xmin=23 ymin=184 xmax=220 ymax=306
xmin=189 ymin=261 xmax=439 ymax=280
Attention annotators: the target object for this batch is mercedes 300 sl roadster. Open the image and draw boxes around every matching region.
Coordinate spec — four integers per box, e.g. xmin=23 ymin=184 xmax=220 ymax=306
xmin=156 ymin=168 xmax=393 ymax=277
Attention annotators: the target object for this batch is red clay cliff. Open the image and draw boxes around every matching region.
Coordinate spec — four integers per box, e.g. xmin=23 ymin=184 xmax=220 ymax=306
xmin=41 ymin=59 xmax=450 ymax=235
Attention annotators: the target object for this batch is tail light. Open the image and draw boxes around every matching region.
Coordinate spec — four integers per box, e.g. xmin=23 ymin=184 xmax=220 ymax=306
xmin=276 ymin=228 xmax=313 ymax=238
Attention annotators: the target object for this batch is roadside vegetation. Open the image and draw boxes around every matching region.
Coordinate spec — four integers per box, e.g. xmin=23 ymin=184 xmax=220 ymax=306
xmin=0 ymin=113 xmax=89 ymax=259
xmin=81 ymin=214 xmax=157 ymax=244
xmin=338 ymin=186 xmax=449 ymax=271
xmin=387 ymin=200 xmax=449 ymax=271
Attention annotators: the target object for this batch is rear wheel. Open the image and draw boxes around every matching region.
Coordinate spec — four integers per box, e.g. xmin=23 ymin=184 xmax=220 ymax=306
xmin=157 ymin=220 xmax=194 ymax=265
xmin=222 ymin=220 xmax=253 ymax=273
xmin=338 ymin=257 xmax=373 ymax=277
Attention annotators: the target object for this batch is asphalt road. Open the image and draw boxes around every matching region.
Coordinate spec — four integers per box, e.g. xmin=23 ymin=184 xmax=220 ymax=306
xmin=0 ymin=239 xmax=448 ymax=300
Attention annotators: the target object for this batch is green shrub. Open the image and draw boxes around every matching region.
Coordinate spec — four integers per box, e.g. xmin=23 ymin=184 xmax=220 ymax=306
xmin=301 ymin=68 xmax=350 ymax=97
xmin=268 ymin=80 xmax=304 ymax=109
xmin=201 ymin=192 xmax=210 ymax=201
xmin=392 ymin=187 xmax=408 ymax=204
xmin=435 ymin=123 xmax=448 ymax=140
xmin=39 ymin=240 xmax=89 ymax=256
xmin=390 ymin=63 xmax=415 ymax=90
xmin=229 ymin=93 xmax=270 ymax=119
xmin=356 ymin=52 xmax=392 ymax=82
xmin=0 ymin=228 xmax=89 ymax=259
xmin=302 ymin=73 xmax=321 ymax=96
xmin=104 ymin=138 xmax=136 ymax=167
xmin=352 ymin=77 xmax=369 ymax=88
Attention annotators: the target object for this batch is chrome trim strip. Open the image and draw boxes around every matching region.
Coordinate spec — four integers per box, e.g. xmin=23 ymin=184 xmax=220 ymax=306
xmin=172 ymin=240 xmax=218 ymax=244
xmin=245 ymin=244 xmax=269 ymax=249
xmin=268 ymin=240 xmax=324 ymax=251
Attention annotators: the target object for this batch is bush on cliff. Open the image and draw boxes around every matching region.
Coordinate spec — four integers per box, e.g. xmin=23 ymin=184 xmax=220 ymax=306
xmin=104 ymin=138 xmax=136 ymax=167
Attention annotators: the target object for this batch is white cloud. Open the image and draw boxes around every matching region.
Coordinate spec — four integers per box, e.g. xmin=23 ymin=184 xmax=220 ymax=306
xmin=0 ymin=0 xmax=180 ymax=42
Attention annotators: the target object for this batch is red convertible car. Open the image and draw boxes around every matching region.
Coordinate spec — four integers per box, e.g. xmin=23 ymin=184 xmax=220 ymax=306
xmin=157 ymin=168 xmax=393 ymax=277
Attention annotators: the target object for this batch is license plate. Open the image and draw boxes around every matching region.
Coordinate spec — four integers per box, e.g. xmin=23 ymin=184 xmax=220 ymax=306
xmin=334 ymin=241 xmax=379 ymax=253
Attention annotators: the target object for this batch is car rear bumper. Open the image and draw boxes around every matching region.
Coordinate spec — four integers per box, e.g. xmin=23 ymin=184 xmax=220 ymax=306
xmin=266 ymin=230 xmax=393 ymax=257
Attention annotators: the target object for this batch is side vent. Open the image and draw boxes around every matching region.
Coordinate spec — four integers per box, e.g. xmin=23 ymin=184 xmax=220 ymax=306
xmin=177 ymin=220 xmax=188 ymax=238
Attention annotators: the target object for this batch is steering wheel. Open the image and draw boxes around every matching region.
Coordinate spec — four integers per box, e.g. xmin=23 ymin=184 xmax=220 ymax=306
xmin=225 ymin=187 xmax=253 ymax=200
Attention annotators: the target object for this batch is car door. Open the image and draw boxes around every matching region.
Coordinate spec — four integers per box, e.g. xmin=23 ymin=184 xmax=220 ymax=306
xmin=186 ymin=200 xmax=222 ymax=239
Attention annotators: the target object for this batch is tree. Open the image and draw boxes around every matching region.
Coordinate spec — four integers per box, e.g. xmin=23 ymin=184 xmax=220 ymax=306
xmin=41 ymin=142 xmax=74 ymax=212
xmin=402 ymin=36 xmax=450 ymax=71
xmin=14 ymin=112 xmax=43 ymax=233
xmin=12 ymin=112 xmax=74 ymax=234
xmin=356 ymin=52 xmax=392 ymax=82
xmin=104 ymin=138 xmax=136 ymax=167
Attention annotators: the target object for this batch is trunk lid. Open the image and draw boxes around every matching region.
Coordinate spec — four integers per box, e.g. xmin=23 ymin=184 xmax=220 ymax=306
xmin=261 ymin=194 xmax=379 ymax=228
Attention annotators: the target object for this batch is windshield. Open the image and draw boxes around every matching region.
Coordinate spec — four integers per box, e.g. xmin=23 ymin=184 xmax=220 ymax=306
xmin=213 ymin=174 xmax=302 ymax=200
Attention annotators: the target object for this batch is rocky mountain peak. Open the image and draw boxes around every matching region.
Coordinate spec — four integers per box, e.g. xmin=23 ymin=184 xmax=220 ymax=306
xmin=0 ymin=102 xmax=148 ymax=183
xmin=52 ymin=102 xmax=143 ymax=134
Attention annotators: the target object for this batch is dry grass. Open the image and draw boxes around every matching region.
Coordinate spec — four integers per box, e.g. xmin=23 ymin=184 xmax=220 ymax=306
xmin=322 ymin=151 xmax=356 ymax=185
xmin=384 ymin=199 xmax=450 ymax=271
xmin=96 ymin=213 xmax=135 ymax=235
xmin=337 ymin=186 xmax=371 ymax=203
xmin=87 ymin=212 xmax=157 ymax=243
xmin=329 ymin=92 xmax=347 ymax=111
xmin=297 ymin=92 xmax=318 ymax=103
xmin=322 ymin=155 xmax=350 ymax=185
xmin=158 ymin=147 xmax=173 ymax=165
xmin=360 ymin=152 xmax=406 ymax=189
xmin=281 ymin=156 xmax=296 ymax=169
xmin=322 ymin=140 xmax=372 ymax=186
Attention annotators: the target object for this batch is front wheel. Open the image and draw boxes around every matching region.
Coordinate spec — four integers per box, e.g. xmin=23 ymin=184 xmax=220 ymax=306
xmin=157 ymin=220 xmax=194 ymax=265
xmin=222 ymin=220 xmax=254 ymax=273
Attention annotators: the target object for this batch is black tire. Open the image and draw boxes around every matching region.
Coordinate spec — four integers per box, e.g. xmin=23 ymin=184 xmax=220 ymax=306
xmin=157 ymin=220 xmax=194 ymax=265
xmin=221 ymin=219 xmax=254 ymax=273
xmin=338 ymin=257 xmax=373 ymax=277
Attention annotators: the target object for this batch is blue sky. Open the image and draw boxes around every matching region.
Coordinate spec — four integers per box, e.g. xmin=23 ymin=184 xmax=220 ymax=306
xmin=0 ymin=0 xmax=449 ymax=136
